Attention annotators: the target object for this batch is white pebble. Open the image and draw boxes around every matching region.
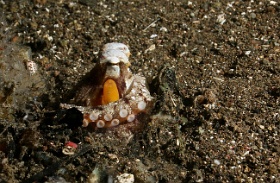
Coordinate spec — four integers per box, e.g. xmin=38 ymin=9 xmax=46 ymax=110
xmin=244 ymin=51 xmax=251 ymax=56
xmin=217 ymin=13 xmax=226 ymax=25
xmin=160 ymin=27 xmax=168 ymax=32
xmin=150 ymin=34 xmax=158 ymax=39
xmin=115 ymin=173 xmax=135 ymax=183
xmin=270 ymin=1 xmax=277 ymax=5
xmin=214 ymin=159 xmax=221 ymax=165
xmin=88 ymin=167 xmax=101 ymax=183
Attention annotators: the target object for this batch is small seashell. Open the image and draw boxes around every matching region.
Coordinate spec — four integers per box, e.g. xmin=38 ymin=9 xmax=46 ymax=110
xmin=62 ymin=141 xmax=78 ymax=156
xmin=25 ymin=60 xmax=38 ymax=75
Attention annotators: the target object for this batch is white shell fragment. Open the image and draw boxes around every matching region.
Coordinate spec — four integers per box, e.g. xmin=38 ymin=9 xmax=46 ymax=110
xmin=217 ymin=13 xmax=226 ymax=25
xmin=150 ymin=34 xmax=158 ymax=39
xmin=26 ymin=60 xmax=38 ymax=75
xmin=144 ymin=44 xmax=156 ymax=53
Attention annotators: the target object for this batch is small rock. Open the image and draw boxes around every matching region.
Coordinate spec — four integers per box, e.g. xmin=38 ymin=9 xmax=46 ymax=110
xmin=160 ymin=27 xmax=168 ymax=32
xmin=115 ymin=173 xmax=134 ymax=183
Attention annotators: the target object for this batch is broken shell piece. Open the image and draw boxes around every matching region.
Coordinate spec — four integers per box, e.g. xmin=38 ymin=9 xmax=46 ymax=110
xmin=62 ymin=141 xmax=78 ymax=155
xmin=144 ymin=44 xmax=156 ymax=53
xmin=110 ymin=119 xmax=120 ymax=127
xmin=25 ymin=60 xmax=38 ymax=75
xmin=115 ymin=173 xmax=135 ymax=183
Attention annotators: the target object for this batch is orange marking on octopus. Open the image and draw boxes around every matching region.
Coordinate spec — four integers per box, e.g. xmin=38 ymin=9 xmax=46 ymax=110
xmin=101 ymin=79 xmax=119 ymax=105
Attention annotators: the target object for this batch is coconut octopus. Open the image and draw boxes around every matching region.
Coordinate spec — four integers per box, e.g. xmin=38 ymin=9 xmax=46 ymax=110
xmin=60 ymin=43 xmax=153 ymax=129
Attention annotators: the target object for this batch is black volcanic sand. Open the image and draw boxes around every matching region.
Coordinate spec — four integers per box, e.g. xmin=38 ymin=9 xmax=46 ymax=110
xmin=0 ymin=0 xmax=279 ymax=182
